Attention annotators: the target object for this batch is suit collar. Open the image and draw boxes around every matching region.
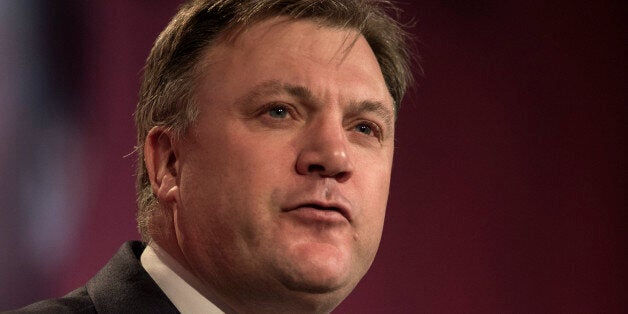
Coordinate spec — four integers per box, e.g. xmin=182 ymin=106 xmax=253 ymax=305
xmin=86 ymin=241 xmax=179 ymax=313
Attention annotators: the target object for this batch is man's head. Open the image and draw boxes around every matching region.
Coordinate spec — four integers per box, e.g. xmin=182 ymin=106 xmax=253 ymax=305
xmin=135 ymin=0 xmax=413 ymax=312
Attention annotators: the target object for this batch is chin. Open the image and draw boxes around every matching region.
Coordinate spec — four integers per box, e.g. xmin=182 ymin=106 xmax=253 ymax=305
xmin=275 ymin=268 xmax=358 ymax=314
xmin=276 ymin=250 xmax=357 ymax=296
xmin=281 ymin=271 xmax=348 ymax=294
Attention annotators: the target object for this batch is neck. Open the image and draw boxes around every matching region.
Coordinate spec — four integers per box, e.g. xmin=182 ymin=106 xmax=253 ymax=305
xmin=150 ymin=235 xmax=344 ymax=313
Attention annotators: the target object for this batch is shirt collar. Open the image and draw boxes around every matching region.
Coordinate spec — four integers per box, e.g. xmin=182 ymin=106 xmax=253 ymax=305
xmin=141 ymin=241 xmax=225 ymax=314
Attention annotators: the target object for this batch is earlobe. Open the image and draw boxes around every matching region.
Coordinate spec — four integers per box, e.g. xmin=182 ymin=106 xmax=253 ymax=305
xmin=144 ymin=127 xmax=179 ymax=204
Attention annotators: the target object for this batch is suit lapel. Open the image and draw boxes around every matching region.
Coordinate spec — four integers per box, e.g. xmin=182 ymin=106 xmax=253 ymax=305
xmin=86 ymin=241 xmax=179 ymax=313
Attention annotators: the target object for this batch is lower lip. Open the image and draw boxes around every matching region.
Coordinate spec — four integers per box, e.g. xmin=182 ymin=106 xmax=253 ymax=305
xmin=288 ymin=207 xmax=348 ymax=224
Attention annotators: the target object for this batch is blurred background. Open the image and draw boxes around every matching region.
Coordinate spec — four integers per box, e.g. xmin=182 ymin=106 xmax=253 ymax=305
xmin=1 ymin=0 xmax=625 ymax=312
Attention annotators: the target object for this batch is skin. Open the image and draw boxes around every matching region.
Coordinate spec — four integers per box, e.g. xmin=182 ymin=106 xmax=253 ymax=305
xmin=144 ymin=18 xmax=395 ymax=313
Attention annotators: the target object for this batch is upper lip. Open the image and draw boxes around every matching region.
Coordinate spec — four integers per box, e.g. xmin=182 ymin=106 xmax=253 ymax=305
xmin=285 ymin=200 xmax=352 ymax=222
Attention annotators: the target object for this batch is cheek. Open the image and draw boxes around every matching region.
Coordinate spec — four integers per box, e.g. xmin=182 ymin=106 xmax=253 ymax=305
xmin=357 ymin=152 xmax=392 ymax=209
xmin=352 ymin=154 xmax=392 ymax=246
xmin=176 ymin=132 xmax=291 ymax=238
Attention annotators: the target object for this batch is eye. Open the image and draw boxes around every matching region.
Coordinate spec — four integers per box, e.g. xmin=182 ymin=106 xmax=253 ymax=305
xmin=255 ymin=103 xmax=299 ymax=128
xmin=354 ymin=121 xmax=381 ymax=139
xmin=355 ymin=123 xmax=373 ymax=135
xmin=267 ymin=105 xmax=289 ymax=119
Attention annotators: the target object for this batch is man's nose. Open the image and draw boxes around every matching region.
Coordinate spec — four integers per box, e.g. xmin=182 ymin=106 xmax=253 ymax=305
xmin=295 ymin=120 xmax=354 ymax=182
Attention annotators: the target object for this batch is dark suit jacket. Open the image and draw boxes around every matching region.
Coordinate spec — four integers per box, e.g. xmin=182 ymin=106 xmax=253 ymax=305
xmin=9 ymin=241 xmax=179 ymax=313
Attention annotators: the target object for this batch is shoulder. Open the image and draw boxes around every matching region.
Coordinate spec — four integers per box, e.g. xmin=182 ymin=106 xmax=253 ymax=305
xmin=7 ymin=286 xmax=95 ymax=313
xmin=7 ymin=241 xmax=177 ymax=313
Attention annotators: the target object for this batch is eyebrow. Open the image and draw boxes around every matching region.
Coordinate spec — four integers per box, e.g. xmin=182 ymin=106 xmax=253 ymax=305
xmin=347 ymin=100 xmax=395 ymax=131
xmin=238 ymin=79 xmax=394 ymax=128
xmin=235 ymin=80 xmax=311 ymax=106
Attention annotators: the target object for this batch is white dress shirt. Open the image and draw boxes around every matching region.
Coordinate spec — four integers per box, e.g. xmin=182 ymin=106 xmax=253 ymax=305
xmin=141 ymin=242 xmax=225 ymax=314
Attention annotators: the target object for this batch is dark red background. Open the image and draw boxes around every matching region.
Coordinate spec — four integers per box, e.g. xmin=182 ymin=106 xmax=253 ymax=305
xmin=3 ymin=1 xmax=625 ymax=312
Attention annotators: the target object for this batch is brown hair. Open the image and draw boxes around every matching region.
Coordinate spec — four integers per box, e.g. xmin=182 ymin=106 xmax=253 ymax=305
xmin=134 ymin=0 xmax=416 ymax=241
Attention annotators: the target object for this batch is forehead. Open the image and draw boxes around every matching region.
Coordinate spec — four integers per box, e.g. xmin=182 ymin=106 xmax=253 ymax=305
xmin=194 ymin=17 xmax=392 ymax=100
xmin=219 ymin=17 xmax=360 ymax=57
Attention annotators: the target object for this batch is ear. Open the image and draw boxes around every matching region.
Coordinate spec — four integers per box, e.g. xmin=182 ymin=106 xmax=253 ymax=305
xmin=144 ymin=127 xmax=180 ymax=204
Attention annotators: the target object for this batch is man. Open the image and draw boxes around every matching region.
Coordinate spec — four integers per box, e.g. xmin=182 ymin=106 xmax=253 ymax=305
xmin=14 ymin=0 xmax=413 ymax=312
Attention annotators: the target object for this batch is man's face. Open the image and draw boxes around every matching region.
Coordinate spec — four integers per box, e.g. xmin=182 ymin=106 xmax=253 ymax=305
xmin=171 ymin=19 xmax=395 ymax=309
